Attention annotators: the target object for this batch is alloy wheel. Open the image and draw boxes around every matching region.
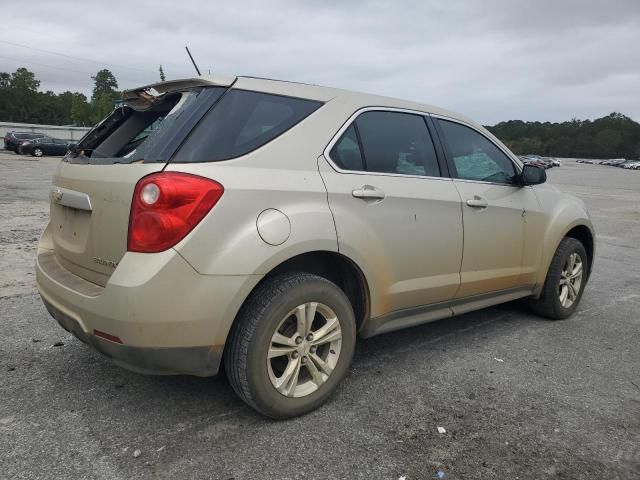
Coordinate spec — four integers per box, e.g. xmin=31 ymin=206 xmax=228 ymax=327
xmin=267 ymin=302 xmax=342 ymax=398
xmin=559 ymin=252 xmax=583 ymax=308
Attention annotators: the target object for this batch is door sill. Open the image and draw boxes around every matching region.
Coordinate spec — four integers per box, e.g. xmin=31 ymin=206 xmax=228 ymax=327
xmin=360 ymin=286 xmax=534 ymax=338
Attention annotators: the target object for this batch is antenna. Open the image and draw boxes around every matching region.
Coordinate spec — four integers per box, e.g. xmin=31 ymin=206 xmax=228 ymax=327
xmin=185 ymin=46 xmax=201 ymax=76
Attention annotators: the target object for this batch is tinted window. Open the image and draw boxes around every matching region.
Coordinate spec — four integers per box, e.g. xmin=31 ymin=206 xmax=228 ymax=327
xmin=354 ymin=111 xmax=440 ymax=177
xmin=438 ymin=120 xmax=517 ymax=184
xmin=175 ymin=90 xmax=322 ymax=162
xmin=330 ymin=125 xmax=364 ymax=171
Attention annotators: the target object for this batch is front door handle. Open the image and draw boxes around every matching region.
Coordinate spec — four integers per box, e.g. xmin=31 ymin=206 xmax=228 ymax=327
xmin=466 ymin=196 xmax=488 ymax=208
xmin=352 ymin=185 xmax=386 ymax=200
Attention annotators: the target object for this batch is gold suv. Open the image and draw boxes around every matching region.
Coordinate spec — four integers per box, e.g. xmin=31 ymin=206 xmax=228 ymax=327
xmin=36 ymin=75 xmax=594 ymax=418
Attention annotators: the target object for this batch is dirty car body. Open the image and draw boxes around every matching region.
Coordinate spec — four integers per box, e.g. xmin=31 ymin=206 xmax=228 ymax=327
xmin=36 ymin=75 xmax=595 ymax=418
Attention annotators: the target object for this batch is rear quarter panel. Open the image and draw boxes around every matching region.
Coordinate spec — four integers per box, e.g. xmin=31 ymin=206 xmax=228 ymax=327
xmin=165 ymin=99 xmax=352 ymax=275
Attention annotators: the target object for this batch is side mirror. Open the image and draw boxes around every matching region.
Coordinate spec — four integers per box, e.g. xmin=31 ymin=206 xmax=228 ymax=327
xmin=521 ymin=163 xmax=547 ymax=185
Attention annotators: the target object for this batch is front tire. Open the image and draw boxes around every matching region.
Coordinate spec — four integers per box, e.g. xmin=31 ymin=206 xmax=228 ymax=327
xmin=225 ymin=273 xmax=356 ymax=419
xmin=530 ymin=237 xmax=588 ymax=320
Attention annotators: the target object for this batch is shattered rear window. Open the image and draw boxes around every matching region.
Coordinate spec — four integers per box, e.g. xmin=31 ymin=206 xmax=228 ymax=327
xmin=66 ymin=87 xmax=225 ymax=165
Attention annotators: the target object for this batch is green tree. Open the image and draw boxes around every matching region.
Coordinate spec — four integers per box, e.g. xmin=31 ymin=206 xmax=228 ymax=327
xmin=0 ymin=72 xmax=12 ymax=121
xmin=0 ymin=72 xmax=10 ymax=89
xmin=593 ymin=129 xmax=622 ymax=157
xmin=57 ymin=91 xmax=76 ymax=124
xmin=159 ymin=65 xmax=166 ymax=82
xmin=91 ymin=69 xmax=118 ymax=102
xmin=487 ymin=112 xmax=640 ymax=160
xmin=88 ymin=69 xmax=120 ymax=125
xmin=70 ymin=93 xmax=92 ymax=126
xmin=91 ymin=92 xmax=116 ymax=124
xmin=4 ymin=67 xmax=40 ymax=122
xmin=10 ymin=67 xmax=40 ymax=92
xmin=0 ymin=67 xmax=121 ymax=126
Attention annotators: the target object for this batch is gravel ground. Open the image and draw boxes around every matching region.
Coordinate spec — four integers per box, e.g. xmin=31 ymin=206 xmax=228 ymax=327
xmin=1 ymin=151 xmax=639 ymax=479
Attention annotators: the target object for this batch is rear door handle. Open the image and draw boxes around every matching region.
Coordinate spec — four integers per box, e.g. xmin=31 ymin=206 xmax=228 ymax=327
xmin=352 ymin=185 xmax=386 ymax=200
xmin=466 ymin=196 xmax=488 ymax=208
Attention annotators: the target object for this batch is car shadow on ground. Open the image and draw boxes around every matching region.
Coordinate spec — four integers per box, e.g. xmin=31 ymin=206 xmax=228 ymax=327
xmin=49 ymin=299 xmax=541 ymax=424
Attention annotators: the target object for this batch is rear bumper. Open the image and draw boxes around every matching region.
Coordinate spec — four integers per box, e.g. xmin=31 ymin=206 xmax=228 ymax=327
xmin=36 ymin=233 xmax=262 ymax=376
xmin=43 ymin=297 xmax=222 ymax=376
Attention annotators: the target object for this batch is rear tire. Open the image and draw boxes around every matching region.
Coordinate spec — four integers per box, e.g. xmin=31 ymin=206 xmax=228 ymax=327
xmin=32 ymin=148 xmax=44 ymax=157
xmin=225 ymin=273 xmax=356 ymax=419
xmin=530 ymin=237 xmax=588 ymax=320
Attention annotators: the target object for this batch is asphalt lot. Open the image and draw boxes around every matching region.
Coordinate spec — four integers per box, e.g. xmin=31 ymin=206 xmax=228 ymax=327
xmin=1 ymin=150 xmax=639 ymax=479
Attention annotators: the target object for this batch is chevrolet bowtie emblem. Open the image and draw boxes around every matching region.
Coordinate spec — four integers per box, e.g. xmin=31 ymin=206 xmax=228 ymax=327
xmin=52 ymin=188 xmax=64 ymax=202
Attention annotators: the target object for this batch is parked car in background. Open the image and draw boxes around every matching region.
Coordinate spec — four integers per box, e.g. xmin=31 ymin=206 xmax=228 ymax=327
xmin=520 ymin=155 xmax=554 ymax=169
xmin=3 ymin=131 xmax=47 ymax=152
xmin=36 ymin=75 xmax=595 ymax=418
xmin=607 ymin=159 xmax=629 ymax=167
xmin=622 ymin=160 xmax=640 ymax=170
xmin=18 ymin=137 xmax=70 ymax=157
xmin=576 ymin=158 xmax=639 ymax=169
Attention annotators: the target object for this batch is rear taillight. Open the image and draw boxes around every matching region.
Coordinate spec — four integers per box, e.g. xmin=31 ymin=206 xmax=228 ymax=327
xmin=127 ymin=172 xmax=224 ymax=253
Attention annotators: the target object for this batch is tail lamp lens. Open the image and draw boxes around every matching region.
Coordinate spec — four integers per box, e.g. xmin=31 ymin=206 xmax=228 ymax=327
xmin=127 ymin=172 xmax=224 ymax=253
xmin=141 ymin=183 xmax=161 ymax=205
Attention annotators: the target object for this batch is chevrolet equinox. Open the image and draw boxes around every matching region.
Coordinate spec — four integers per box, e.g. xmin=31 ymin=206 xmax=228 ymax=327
xmin=36 ymin=75 xmax=595 ymax=418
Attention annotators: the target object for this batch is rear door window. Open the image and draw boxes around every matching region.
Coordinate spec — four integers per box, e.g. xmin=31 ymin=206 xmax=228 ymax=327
xmin=174 ymin=90 xmax=322 ymax=162
xmin=329 ymin=111 xmax=441 ymax=177
xmin=329 ymin=125 xmax=365 ymax=171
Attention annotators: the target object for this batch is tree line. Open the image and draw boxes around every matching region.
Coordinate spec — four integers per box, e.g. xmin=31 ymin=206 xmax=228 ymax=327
xmin=486 ymin=113 xmax=640 ymax=159
xmin=0 ymin=66 xmax=165 ymax=127
xmin=1 ymin=67 xmax=639 ymax=159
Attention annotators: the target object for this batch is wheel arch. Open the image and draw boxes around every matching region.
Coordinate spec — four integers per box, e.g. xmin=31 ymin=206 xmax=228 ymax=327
xmin=563 ymin=224 xmax=594 ymax=279
xmin=226 ymin=250 xmax=371 ymax=351
xmin=263 ymin=251 xmax=370 ymax=332
xmin=535 ymin=220 xmax=595 ymax=297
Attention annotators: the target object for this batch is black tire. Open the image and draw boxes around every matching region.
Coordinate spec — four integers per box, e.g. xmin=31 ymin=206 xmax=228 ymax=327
xmin=530 ymin=237 xmax=588 ymax=320
xmin=225 ymin=273 xmax=356 ymax=419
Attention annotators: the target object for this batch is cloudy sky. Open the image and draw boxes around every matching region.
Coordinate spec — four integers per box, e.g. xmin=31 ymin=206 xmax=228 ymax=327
xmin=1 ymin=0 xmax=639 ymax=124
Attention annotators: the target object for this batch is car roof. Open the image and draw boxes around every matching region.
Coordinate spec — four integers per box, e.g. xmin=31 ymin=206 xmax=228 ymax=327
xmin=123 ymin=74 xmax=485 ymax=132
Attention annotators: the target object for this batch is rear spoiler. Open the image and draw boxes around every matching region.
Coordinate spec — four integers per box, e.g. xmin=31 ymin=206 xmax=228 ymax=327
xmin=121 ymin=75 xmax=236 ymax=109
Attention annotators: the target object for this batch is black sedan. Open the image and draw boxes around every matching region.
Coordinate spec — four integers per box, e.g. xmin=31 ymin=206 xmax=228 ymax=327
xmin=3 ymin=131 xmax=47 ymax=152
xmin=18 ymin=137 xmax=70 ymax=157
